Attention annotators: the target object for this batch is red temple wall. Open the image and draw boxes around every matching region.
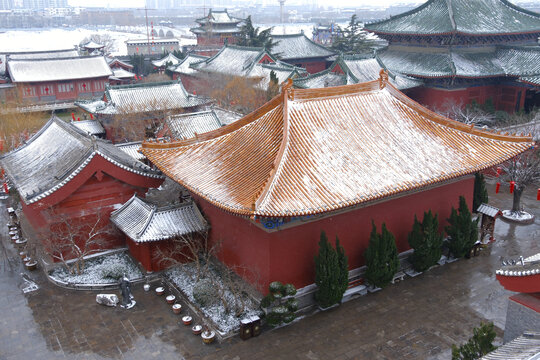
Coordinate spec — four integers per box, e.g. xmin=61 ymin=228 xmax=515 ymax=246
xmin=194 ymin=176 xmax=474 ymax=292
xmin=405 ymin=84 xmax=527 ymax=113
xmin=17 ymin=76 xmax=110 ymax=103
xmin=290 ymin=59 xmax=327 ymax=74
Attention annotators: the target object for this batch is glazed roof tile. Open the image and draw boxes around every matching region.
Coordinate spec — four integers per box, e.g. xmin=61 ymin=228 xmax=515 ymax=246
xmin=365 ymin=0 xmax=540 ymax=36
xmin=141 ymin=77 xmax=533 ymax=217
xmin=7 ymin=56 xmax=112 ymax=83
xmin=166 ymin=110 xmax=223 ymax=140
xmin=71 ymin=120 xmax=106 ymax=136
xmin=0 ymin=117 xmax=162 ymax=204
xmin=151 ymin=53 xmax=182 ymax=68
xmin=110 ymin=195 xmax=207 ymax=242
xmin=76 ymin=80 xmax=209 ymax=115
xmin=271 ymin=33 xmax=335 ymax=60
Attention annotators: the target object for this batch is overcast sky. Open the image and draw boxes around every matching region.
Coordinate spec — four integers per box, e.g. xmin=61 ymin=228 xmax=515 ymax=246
xmin=67 ymin=0 xmax=425 ymax=8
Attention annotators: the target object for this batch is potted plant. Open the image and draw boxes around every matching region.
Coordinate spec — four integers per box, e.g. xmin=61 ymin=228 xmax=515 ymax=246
xmin=166 ymin=294 xmax=176 ymax=304
xmin=155 ymin=286 xmax=165 ymax=295
xmin=201 ymin=326 xmax=215 ymax=344
xmin=192 ymin=324 xmax=203 ymax=335
xmin=182 ymin=315 xmax=192 ymax=325
xmin=260 ymin=281 xmax=298 ymax=327
xmin=172 ymin=303 xmax=182 ymax=314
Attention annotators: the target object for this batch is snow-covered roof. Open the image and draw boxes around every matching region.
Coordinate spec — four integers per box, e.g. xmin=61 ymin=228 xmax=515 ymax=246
xmin=365 ymin=0 xmax=540 ymax=36
xmin=172 ymin=54 xmax=208 ymax=75
xmin=141 ymin=76 xmax=533 ymax=217
xmin=7 ymin=56 xmax=112 ymax=83
xmin=111 ymin=68 xmax=136 ymax=79
xmin=71 ymin=120 xmax=106 ymax=136
xmin=0 ymin=117 xmax=162 ymax=205
xmin=82 ymin=41 xmax=104 ymax=49
xmin=115 ymin=141 xmax=145 ymax=161
xmin=481 ymin=332 xmax=540 ymax=360
xmin=151 ymin=53 xmax=182 ymax=68
xmin=126 ymin=38 xmax=180 ymax=45
xmin=378 ymin=45 xmax=540 ymax=80
xmin=106 ymin=57 xmax=134 ymax=70
xmin=476 ymin=203 xmax=501 ymax=218
xmin=110 ymin=195 xmax=207 ymax=243
xmin=2 ymin=48 xmax=79 ymax=60
xmin=195 ymin=9 xmax=242 ymax=25
xmin=76 ymin=80 xmax=209 ymax=115
xmin=166 ymin=110 xmax=223 ymax=140
xmin=190 ymin=45 xmax=305 ymax=86
xmin=206 ymin=106 xmax=242 ymax=125
xmin=271 ymin=33 xmax=335 ymax=60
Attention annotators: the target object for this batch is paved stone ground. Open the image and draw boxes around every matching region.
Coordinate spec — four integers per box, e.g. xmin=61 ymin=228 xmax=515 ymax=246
xmin=0 ymin=182 xmax=538 ymax=360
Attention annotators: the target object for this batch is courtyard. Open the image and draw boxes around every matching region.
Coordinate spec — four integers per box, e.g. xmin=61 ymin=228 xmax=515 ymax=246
xmin=0 ymin=182 xmax=538 ymax=360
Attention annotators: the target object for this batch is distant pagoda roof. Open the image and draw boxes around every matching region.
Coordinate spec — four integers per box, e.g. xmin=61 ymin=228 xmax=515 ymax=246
xmin=110 ymin=195 xmax=208 ymax=243
xmin=0 ymin=117 xmax=162 ymax=205
xmin=191 ymin=9 xmax=244 ymax=36
xmin=7 ymin=56 xmax=112 ymax=83
xmin=75 ymin=80 xmax=209 ymax=115
xmin=294 ymin=54 xmax=422 ymax=90
xmin=365 ymin=0 xmax=540 ymax=36
xmin=195 ymin=9 xmax=243 ymax=25
xmin=141 ymin=75 xmax=533 ymax=217
xmin=270 ymin=33 xmax=335 ymax=61
xmin=82 ymin=41 xmax=104 ymax=50
xmin=378 ymin=45 xmax=540 ymax=81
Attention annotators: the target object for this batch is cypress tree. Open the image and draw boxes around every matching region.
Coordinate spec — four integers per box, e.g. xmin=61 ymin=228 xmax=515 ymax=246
xmin=408 ymin=211 xmax=443 ymax=272
xmin=446 ymin=196 xmax=479 ymax=258
xmin=365 ymin=222 xmax=399 ymax=288
xmin=314 ymin=231 xmax=344 ymax=308
xmin=473 ymin=173 xmax=489 ymax=212
xmin=335 ymin=237 xmax=349 ymax=300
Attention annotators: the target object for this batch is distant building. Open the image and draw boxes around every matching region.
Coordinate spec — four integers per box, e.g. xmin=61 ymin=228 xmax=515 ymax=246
xmin=126 ymin=38 xmax=180 ymax=56
xmin=270 ymin=32 xmax=335 ymax=74
xmin=365 ymin=0 xmax=540 ymax=113
xmin=190 ymin=9 xmax=244 ymax=46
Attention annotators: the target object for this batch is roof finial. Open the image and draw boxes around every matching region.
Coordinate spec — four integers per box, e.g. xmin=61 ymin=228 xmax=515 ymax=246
xmin=379 ymin=69 xmax=388 ymax=89
xmin=282 ymin=78 xmax=294 ymax=100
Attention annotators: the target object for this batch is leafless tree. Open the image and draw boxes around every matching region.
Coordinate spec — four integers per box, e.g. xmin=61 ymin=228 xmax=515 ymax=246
xmin=40 ymin=212 xmax=119 ymax=275
xmin=498 ymin=123 xmax=539 ymax=214
xmin=433 ymin=99 xmax=496 ymax=126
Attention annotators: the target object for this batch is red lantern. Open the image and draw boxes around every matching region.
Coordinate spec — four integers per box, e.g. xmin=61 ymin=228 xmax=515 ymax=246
xmin=82 ymin=83 xmax=87 ymax=89
xmin=77 ymin=117 xmax=80 ymax=121
xmin=90 ymin=113 xmax=94 ymax=120
xmin=0 ymin=139 xmax=3 ymax=152
xmin=510 ymin=181 xmax=515 ymax=194
xmin=537 ymin=188 xmax=540 ymax=201
xmin=495 ymin=182 xmax=500 ymax=194
xmin=3 ymin=182 xmax=8 ymax=193
xmin=71 ymin=112 xmax=75 ymax=121
xmin=45 ymin=87 xmax=49 ymax=93
xmin=496 ymin=167 xmax=501 ymax=177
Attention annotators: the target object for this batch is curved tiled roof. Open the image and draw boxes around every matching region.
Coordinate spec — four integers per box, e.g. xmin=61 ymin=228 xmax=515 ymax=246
xmin=151 ymin=53 xmax=182 ymax=68
xmin=141 ymin=77 xmax=533 ymax=217
xmin=110 ymin=195 xmax=208 ymax=242
xmin=0 ymin=117 xmax=162 ymax=204
xmin=166 ymin=110 xmax=223 ymax=140
xmin=271 ymin=33 xmax=335 ymax=60
xmin=365 ymin=0 xmax=540 ymax=36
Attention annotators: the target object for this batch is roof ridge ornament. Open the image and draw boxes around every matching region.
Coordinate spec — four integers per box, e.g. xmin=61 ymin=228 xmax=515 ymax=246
xmin=379 ymin=69 xmax=389 ymax=89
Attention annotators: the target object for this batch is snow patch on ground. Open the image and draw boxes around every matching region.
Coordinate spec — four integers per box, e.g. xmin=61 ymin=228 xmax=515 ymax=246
xmin=502 ymin=210 xmax=535 ymax=223
xmin=166 ymin=263 xmax=260 ymax=334
xmin=49 ymin=252 xmax=142 ymax=285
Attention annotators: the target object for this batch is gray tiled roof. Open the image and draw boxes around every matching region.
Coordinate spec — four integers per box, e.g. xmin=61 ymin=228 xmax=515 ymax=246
xmin=378 ymin=46 xmax=540 ymax=79
xmin=110 ymin=195 xmax=208 ymax=242
xmin=2 ymin=48 xmax=79 ymax=60
xmin=481 ymin=332 xmax=540 ymax=360
xmin=365 ymin=0 xmax=540 ymax=35
xmin=0 ymin=117 xmax=162 ymax=204
xmin=111 ymin=68 xmax=136 ymax=79
xmin=166 ymin=110 xmax=223 ymax=140
xmin=7 ymin=56 xmax=112 ymax=83
xmin=172 ymin=54 xmax=208 ymax=75
xmin=115 ymin=141 xmax=145 ymax=161
xmin=71 ymin=120 xmax=106 ymax=136
xmin=477 ymin=203 xmax=501 ymax=217
xmin=76 ymin=80 xmax=209 ymax=115
xmin=151 ymin=53 xmax=182 ymax=68
xmin=195 ymin=9 xmax=242 ymax=25
xmin=271 ymin=33 xmax=335 ymax=60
